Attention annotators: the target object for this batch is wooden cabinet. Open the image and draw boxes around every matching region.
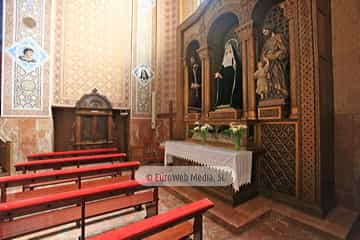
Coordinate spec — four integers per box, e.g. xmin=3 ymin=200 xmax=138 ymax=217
xmin=74 ymin=110 xmax=113 ymax=149
xmin=73 ymin=89 xmax=114 ymax=149
xmin=53 ymin=89 xmax=129 ymax=153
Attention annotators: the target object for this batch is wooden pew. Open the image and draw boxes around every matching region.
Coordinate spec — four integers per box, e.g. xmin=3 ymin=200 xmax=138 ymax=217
xmin=27 ymin=147 xmax=118 ymax=161
xmin=87 ymin=198 xmax=214 ymax=240
xmin=0 ymin=161 xmax=140 ymax=202
xmin=15 ymin=153 xmax=127 ymax=173
xmin=0 ymin=180 xmax=158 ymax=240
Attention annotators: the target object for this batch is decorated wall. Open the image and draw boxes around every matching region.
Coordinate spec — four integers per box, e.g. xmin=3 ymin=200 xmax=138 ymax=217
xmin=0 ymin=118 xmax=53 ymax=173
xmin=332 ymin=0 xmax=360 ymax=210
xmin=0 ymin=0 xmax=53 ymax=167
xmin=180 ymin=0 xmax=201 ymax=22
xmin=2 ymin=0 xmax=52 ymax=117
xmin=130 ymin=0 xmax=179 ymax=150
xmin=53 ymin=0 xmax=132 ymax=109
xmin=0 ymin=0 xmax=358 ymax=214
xmin=52 ymin=0 xmax=177 ymax=118
xmin=0 ymin=0 xmax=180 ymax=165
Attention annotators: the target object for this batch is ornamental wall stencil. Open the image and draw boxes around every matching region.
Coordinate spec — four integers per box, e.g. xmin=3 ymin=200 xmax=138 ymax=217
xmin=133 ymin=64 xmax=154 ymax=87
xmin=1 ymin=0 xmax=51 ymax=116
xmin=13 ymin=70 xmax=41 ymax=110
xmin=132 ymin=0 xmax=154 ymax=117
xmin=54 ymin=0 xmax=132 ymax=108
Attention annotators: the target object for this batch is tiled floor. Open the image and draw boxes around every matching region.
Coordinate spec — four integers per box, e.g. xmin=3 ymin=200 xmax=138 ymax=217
xmin=14 ymin=188 xmax=360 ymax=240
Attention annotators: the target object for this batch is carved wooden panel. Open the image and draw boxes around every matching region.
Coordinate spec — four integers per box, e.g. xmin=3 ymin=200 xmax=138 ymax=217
xmin=80 ymin=116 xmax=93 ymax=142
xmin=76 ymin=89 xmax=112 ymax=110
xmin=208 ymin=109 xmax=242 ymax=120
xmin=176 ymin=0 xmax=334 ymax=214
xmin=95 ymin=116 xmax=108 ymax=141
xmin=258 ymin=106 xmax=282 ymax=120
xmin=74 ymin=89 xmax=114 ymax=149
xmin=185 ymin=113 xmax=202 ymax=122
xmin=0 ymin=141 xmax=11 ymax=176
xmin=259 ymin=123 xmax=297 ymax=196
xmin=264 ymin=5 xmax=289 ymax=39
xmin=298 ymin=0 xmax=316 ymax=202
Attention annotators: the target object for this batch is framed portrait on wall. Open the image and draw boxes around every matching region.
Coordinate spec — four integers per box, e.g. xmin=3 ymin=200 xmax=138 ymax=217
xmin=6 ymin=37 xmax=48 ymax=73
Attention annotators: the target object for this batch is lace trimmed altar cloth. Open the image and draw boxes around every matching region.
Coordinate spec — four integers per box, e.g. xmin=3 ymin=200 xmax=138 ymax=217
xmin=164 ymin=141 xmax=252 ymax=192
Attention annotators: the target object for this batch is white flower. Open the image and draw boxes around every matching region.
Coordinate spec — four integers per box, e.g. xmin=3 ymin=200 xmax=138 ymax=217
xmin=228 ymin=123 xmax=247 ymax=136
xmin=201 ymin=124 xmax=213 ymax=131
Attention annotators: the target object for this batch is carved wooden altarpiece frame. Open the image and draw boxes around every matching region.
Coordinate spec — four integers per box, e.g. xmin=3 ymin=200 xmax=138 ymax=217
xmin=175 ymin=0 xmax=334 ymax=217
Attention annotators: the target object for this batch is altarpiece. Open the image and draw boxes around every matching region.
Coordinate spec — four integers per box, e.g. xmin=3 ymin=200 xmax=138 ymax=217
xmin=175 ymin=0 xmax=334 ymax=216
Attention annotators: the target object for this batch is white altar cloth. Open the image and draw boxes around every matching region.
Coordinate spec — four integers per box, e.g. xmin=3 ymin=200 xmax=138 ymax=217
xmin=164 ymin=141 xmax=252 ymax=191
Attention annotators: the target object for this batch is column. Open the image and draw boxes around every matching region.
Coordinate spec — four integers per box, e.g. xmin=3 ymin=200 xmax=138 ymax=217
xmin=284 ymin=0 xmax=299 ymax=119
xmin=197 ymin=46 xmax=212 ymax=120
xmin=236 ymin=21 xmax=257 ymax=120
xmin=183 ymin=58 xmax=190 ymax=115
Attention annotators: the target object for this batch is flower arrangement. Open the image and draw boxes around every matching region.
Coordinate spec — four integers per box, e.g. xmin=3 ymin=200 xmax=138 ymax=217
xmin=224 ymin=123 xmax=247 ymax=150
xmin=192 ymin=122 xmax=214 ymax=143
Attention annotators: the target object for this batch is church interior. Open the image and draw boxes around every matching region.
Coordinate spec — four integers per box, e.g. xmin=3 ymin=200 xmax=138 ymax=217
xmin=0 ymin=0 xmax=359 ymax=239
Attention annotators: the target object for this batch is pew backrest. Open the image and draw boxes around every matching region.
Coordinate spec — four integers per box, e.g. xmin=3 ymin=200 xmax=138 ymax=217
xmin=87 ymin=198 xmax=214 ymax=240
xmin=0 ymin=162 xmax=140 ymax=202
xmin=0 ymin=180 xmax=158 ymax=240
xmin=0 ymin=180 xmax=154 ymax=220
xmin=27 ymin=147 xmax=118 ymax=161
xmin=15 ymin=153 xmax=127 ymax=173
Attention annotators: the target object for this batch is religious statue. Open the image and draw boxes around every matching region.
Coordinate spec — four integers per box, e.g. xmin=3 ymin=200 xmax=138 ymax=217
xmin=215 ymin=39 xmax=242 ymax=109
xmin=188 ymin=56 xmax=202 ymax=112
xmin=260 ymin=23 xmax=289 ymax=99
xmin=255 ymin=57 xmax=270 ymax=100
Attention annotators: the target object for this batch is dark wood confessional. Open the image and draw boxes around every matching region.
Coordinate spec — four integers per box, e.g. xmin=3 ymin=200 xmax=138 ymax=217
xmin=53 ymin=89 xmax=129 ymax=153
xmin=74 ymin=89 xmax=114 ymax=149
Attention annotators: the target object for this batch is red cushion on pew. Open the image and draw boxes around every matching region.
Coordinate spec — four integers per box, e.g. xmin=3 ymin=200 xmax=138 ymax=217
xmin=15 ymin=153 xmax=127 ymax=168
xmin=28 ymin=148 xmax=118 ymax=158
xmin=0 ymin=161 xmax=140 ymax=185
xmin=0 ymin=180 xmax=149 ymax=212
xmin=88 ymin=198 xmax=214 ymax=240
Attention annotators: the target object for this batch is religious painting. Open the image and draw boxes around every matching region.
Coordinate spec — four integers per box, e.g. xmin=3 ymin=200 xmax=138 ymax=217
xmin=6 ymin=37 xmax=48 ymax=73
xmin=133 ymin=64 xmax=155 ymax=87
xmin=214 ymin=38 xmax=242 ymax=109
